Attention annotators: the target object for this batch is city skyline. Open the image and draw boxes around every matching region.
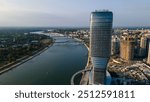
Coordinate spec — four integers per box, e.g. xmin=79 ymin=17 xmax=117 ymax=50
xmin=0 ymin=0 xmax=150 ymax=27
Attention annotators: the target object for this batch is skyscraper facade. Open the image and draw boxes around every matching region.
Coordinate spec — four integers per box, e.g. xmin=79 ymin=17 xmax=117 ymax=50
xmin=90 ymin=10 xmax=113 ymax=84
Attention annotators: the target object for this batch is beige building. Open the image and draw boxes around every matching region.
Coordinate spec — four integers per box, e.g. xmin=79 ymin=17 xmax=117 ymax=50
xmin=147 ymin=42 xmax=150 ymax=64
xmin=120 ymin=35 xmax=135 ymax=61
xmin=139 ymin=36 xmax=147 ymax=57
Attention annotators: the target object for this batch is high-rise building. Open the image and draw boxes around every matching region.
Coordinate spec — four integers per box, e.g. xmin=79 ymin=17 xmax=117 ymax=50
xmin=120 ymin=35 xmax=135 ymax=61
xmin=146 ymin=37 xmax=150 ymax=56
xmin=111 ymin=35 xmax=120 ymax=55
xmin=139 ymin=36 xmax=147 ymax=57
xmin=90 ymin=10 xmax=113 ymax=84
xmin=147 ymin=42 xmax=150 ymax=64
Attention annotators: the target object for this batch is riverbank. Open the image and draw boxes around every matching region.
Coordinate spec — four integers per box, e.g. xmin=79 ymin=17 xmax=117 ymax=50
xmin=0 ymin=42 xmax=54 ymax=75
xmin=0 ymin=32 xmax=88 ymax=85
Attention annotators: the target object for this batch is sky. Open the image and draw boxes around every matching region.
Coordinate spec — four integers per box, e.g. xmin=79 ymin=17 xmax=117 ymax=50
xmin=0 ymin=0 xmax=150 ymax=27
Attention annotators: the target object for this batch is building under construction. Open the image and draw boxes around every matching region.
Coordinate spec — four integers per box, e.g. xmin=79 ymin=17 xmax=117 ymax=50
xmin=147 ymin=42 xmax=150 ymax=64
xmin=139 ymin=36 xmax=147 ymax=57
xmin=120 ymin=34 xmax=135 ymax=61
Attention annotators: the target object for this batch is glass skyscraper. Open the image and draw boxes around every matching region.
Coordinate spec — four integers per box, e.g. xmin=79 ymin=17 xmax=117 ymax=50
xmin=90 ymin=10 xmax=113 ymax=84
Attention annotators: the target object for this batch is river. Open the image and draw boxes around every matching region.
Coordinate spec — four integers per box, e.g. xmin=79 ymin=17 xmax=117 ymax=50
xmin=0 ymin=33 xmax=88 ymax=85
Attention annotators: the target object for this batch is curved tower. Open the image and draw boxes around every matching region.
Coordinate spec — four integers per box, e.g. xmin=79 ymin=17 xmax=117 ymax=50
xmin=90 ymin=10 xmax=113 ymax=84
